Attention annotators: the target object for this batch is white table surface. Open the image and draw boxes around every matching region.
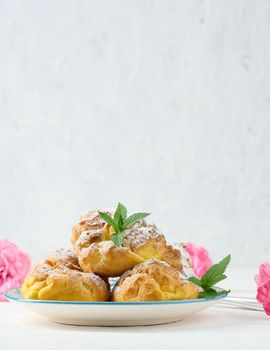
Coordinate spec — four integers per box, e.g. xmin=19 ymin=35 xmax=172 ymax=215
xmin=1 ymin=268 xmax=269 ymax=350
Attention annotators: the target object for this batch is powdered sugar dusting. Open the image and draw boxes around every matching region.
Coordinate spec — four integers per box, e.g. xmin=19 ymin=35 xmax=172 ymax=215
xmin=80 ymin=209 xmax=114 ymax=229
xmin=139 ymin=258 xmax=172 ymax=269
xmin=75 ymin=229 xmax=102 ymax=248
xmin=31 ymin=257 xmax=106 ymax=290
xmin=172 ymin=242 xmax=195 ymax=279
xmin=122 ymin=221 xmax=165 ymax=249
xmin=47 ymin=249 xmax=77 ymax=263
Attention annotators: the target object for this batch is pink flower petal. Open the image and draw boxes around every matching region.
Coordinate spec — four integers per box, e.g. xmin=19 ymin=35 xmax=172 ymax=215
xmin=255 ymin=263 xmax=270 ymax=287
xmin=255 ymin=263 xmax=270 ymax=316
xmin=184 ymin=242 xmax=213 ymax=278
xmin=0 ymin=239 xmax=31 ymax=296
xmin=0 ymin=295 xmax=9 ymax=302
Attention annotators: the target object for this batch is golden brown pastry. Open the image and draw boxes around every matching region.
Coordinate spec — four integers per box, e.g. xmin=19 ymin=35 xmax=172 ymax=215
xmin=112 ymin=259 xmax=199 ymax=302
xmin=71 ymin=210 xmax=112 ymax=247
xmin=45 ymin=248 xmax=82 ymax=270
xmin=76 ymin=232 xmax=145 ymax=277
xmin=21 ymin=249 xmax=110 ymax=301
xmin=73 ymin=214 xmax=181 ymax=277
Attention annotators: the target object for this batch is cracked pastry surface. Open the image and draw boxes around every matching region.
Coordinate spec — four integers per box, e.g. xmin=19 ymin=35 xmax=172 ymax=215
xmin=44 ymin=248 xmax=82 ymax=271
xmin=111 ymin=259 xmax=199 ymax=302
xmin=71 ymin=210 xmax=112 ymax=247
xmin=72 ymin=212 xmax=181 ymax=277
xmin=21 ymin=249 xmax=110 ymax=301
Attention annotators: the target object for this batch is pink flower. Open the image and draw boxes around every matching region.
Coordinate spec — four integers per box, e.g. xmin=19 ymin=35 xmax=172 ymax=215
xmin=255 ymin=263 xmax=270 ymax=316
xmin=0 ymin=240 xmax=31 ymax=301
xmin=184 ymin=242 xmax=213 ymax=278
xmin=255 ymin=263 xmax=270 ymax=287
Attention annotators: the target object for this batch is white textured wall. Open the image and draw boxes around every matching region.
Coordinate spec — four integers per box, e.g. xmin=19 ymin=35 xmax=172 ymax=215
xmin=0 ymin=0 xmax=270 ymax=265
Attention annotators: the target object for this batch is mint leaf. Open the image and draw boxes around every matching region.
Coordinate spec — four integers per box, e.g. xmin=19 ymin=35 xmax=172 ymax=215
xmin=120 ymin=203 xmax=127 ymax=221
xmin=199 ymin=288 xmax=218 ymax=299
xmin=199 ymin=289 xmax=230 ymax=299
xmin=188 ymin=276 xmax=202 ymax=287
xmin=123 ymin=212 xmax=150 ymax=229
xmin=113 ymin=204 xmax=122 ymax=223
xmin=215 ymin=289 xmax=230 ymax=297
xmin=99 ymin=204 xmax=151 ymax=247
xmin=201 ymin=255 xmax=231 ymax=288
xmin=111 ymin=231 xmax=125 ymax=247
xmin=202 ymin=274 xmax=227 ymax=288
xmin=98 ymin=212 xmax=119 ymax=232
xmin=114 ymin=203 xmax=127 ymax=223
xmin=188 ymin=254 xmax=231 ymax=300
xmin=118 ymin=215 xmax=124 ymax=227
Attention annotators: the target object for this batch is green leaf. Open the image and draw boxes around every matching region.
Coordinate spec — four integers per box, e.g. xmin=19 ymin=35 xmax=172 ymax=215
xmin=103 ymin=203 xmax=151 ymax=247
xmin=123 ymin=212 xmax=150 ymax=229
xmin=199 ymin=288 xmax=218 ymax=299
xmin=203 ymin=274 xmax=227 ymax=287
xmin=118 ymin=215 xmax=124 ymax=228
xmin=199 ymin=288 xmax=230 ymax=299
xmin=201 ymin=254 xmax=231 ymax=288
xmin=188 ymin=254 xmax=231 ymax=300
xmin=188 ymin=276 xmax=202 ymax=287
xmin=111 ymin=231 xmax=125 ymax=247
xmin=119 ymin=203 xmax=127 ymax=221
xmin=98 ymin=211 xmax=119 ymax=232
xmin=114 ymin=203 xmax=127 ymax=225
xmin=215 ymin=289 xmax=230 ymax=297
xmin=113 ymin=203 xmax=122 ymax=223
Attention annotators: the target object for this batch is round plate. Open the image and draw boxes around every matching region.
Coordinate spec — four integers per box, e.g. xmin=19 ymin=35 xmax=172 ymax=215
xmin=5 ymin=288 xmax=226 ymax=326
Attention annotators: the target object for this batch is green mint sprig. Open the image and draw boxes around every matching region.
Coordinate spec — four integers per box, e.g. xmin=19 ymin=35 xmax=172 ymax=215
xmin=188 ymin=254 xmax=231 ymax=299
xmin=98 ymin=203 xmax=150 ymax=247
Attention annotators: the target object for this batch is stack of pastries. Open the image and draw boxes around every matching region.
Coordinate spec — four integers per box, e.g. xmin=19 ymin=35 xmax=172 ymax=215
xmin=22 ymin=209 xmax=199 ymax=302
